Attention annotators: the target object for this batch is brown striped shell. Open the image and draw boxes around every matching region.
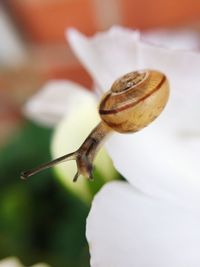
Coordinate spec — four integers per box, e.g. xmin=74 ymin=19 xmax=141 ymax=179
xmin=99 ymin=70 xmax=169 ymax=133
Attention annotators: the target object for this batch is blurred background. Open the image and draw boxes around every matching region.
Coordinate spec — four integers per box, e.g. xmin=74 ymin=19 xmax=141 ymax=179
xmin=1 ymin=0 xmax=200 ymax=266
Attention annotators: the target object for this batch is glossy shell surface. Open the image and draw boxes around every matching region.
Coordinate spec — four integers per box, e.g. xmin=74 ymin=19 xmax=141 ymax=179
xmin=99 ymin=70 xmax=169 ymax=133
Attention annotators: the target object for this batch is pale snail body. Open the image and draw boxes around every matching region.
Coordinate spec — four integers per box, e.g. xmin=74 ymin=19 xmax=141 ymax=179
xmin=21 ymin=70 xmax=169 ymax=182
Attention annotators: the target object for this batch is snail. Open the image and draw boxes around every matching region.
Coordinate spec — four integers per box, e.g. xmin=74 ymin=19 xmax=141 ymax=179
xmin=21 ymin=69 xmax=169 ymax=182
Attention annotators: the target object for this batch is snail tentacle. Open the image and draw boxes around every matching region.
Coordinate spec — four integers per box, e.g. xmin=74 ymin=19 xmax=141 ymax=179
xmin=20 ymin=152 xmax=76 ymax=180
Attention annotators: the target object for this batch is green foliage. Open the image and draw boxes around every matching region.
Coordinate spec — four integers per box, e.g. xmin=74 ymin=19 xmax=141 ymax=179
xmin=0 ymin=122 xmax=90 ymax=267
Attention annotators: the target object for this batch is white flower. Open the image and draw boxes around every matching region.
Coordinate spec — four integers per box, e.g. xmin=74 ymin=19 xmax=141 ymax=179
xmin=24 ymin=26 xmax=200 ymax=266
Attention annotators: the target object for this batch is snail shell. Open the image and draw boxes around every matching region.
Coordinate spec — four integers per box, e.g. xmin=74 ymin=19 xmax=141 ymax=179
xmin=99 ymin=70 xmax=169 ymax=133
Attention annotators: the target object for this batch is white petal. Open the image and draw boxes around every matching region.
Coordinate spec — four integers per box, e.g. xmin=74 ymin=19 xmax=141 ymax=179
xmin=67 ymin=26 xmax=200 ymax=206
xmin=67 ymin=26 xmax=140 ymax=91
xmin=67 ymin=26 xmax=200 ymax=131
xmin=104 ymin=41 xmax=200 ymax=206
xmin=87 ymin=182 xmax=200 ymax=267
xmin=67 ymin=26 xmax=200 ymax=94
xmin=106 ymin=124 xmax=200 ymax=209
xmin=139 ymin=42 xmax=200 ymax=89
xmin=23 ymin=80 xmax=92 ymax=127
xmin=142 ymin=28 xmax=200 ymax=50
xmin=0 ymin=9 xmax=26 ymax=66
xmin=138 ymin=43 xmax=200 ymax=136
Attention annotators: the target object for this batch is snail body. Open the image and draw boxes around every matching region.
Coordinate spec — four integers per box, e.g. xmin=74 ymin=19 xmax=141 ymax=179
xmin=21 ymin=70 xmax=169 ymax=182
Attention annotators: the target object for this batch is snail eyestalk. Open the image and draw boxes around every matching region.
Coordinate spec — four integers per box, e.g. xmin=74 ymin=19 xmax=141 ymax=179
xmin=20 ymin=121 xmax=112 ymax=182
xmin=20 ymin=152 xmax=76 ymax=180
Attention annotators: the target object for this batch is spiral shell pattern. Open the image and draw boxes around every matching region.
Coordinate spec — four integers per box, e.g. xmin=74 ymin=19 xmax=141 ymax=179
xmin=99 ymin=70 xmax=169 ymax=133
